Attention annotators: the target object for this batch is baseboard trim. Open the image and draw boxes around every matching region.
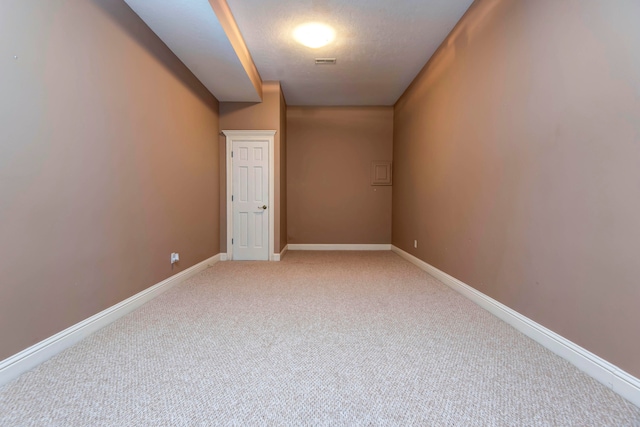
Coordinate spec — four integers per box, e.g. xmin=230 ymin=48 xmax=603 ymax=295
xmin=390 ymin=245 xmax=640 ymax=408
xmin=273 ymin=244 xmax=288 ymax=261
xmin=220 ymin=253 xmax=228 ymax=261
xmin=288 ymin=244 xmax=391 ymax=251
xmin=0 ymin=253 xmax=221 ymax=387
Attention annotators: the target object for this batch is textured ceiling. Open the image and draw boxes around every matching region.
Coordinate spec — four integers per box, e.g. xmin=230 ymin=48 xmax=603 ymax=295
xmin=226 ymin=0 xmax=474 ymax=105
xmin=124 ymin=0 xmax=261 ymax=102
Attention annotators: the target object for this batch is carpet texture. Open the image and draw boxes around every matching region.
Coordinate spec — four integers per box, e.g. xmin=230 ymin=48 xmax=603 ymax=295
xmin=1 ymin=251 xmax=639 ymax=426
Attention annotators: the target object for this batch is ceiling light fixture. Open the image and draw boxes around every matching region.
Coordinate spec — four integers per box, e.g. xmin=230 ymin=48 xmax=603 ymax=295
xmin=293 ymin=23 xmax=335 ymax=49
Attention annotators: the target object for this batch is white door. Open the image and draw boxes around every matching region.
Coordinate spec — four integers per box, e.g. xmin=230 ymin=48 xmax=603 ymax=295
xmin=232 ymin=140 xmax=269 ymax=260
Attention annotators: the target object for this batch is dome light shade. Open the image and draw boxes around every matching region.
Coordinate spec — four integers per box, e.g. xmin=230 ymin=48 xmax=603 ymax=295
xmin=293 ymin=23 xmax=335 ymax=48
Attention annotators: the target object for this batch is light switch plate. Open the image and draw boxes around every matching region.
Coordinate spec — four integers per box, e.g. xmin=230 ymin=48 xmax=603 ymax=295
xmin=371 ymin=161 xmax=392 ymax=186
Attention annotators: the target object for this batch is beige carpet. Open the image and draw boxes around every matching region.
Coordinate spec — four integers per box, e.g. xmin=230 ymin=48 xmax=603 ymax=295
xmin=1 ymin=251 xmax=639 ymax=426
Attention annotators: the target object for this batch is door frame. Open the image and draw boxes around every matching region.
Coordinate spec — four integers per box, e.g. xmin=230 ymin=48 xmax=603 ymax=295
xmin=222 ymin=130 xmax=276 ymax=261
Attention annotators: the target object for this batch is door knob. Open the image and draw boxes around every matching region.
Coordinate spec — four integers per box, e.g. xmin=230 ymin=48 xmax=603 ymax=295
xmin=259 ymin=205 xmax=267 ymax=210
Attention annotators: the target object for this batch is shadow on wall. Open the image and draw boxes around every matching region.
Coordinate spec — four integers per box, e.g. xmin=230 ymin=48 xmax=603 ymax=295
xmin=218 ymin=102 xmax=263 ymax=117
xmin=90 ymin=0 xmax=217 ymax=109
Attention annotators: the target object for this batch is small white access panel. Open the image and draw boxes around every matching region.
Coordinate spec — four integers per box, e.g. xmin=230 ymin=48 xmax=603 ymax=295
xmin=232 ymin=140 xmax=269 ymax=260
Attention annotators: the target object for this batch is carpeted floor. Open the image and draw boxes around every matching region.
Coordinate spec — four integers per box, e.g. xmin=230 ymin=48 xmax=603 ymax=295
xmin=1 ymin=251 xmax=639 ymax=426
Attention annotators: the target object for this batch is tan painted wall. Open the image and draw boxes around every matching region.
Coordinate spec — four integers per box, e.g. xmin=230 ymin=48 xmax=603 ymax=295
xmin=287 ymin=107 xmax=393 ymax=244
xmin=219 ymin=81 xmax=286 ymax=252
xmin=393 ymin=0 xmax=640 ymax=377
xmin=279 ymin=91 xmax=288 ymax=250
xmin=0 ymin=0 xmax=220 ymax=361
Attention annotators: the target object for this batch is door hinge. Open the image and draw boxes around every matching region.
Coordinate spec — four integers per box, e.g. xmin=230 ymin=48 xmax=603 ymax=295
xmin=231 ymin=151 xmax=233 ymax=158
xmin=231 ymin=195 xmax=234 ymax=202
xmin=232 ymin=238 xmax=234 ymax=244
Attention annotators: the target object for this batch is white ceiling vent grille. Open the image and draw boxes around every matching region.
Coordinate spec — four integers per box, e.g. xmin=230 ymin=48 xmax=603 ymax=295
xmin=315 ymin=58 xmax=337 ymax=65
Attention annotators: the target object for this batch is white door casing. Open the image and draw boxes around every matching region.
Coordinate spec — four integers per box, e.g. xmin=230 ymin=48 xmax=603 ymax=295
xmin=223 ymin=130 xmax=276 ymax=261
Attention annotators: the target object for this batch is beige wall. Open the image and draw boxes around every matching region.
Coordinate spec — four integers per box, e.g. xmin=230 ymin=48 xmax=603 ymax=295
xmin=0 ymin=0 xmax=220 ymax=360
xmin=393 ymin=0 xmax=640 ymax=377
xmin=279 ymin=91 xmax=288 ymax=249
xmin=287 ymin=107 xmax=393 ymax=244
xmin=219 ymin=81 xmax=287 ymax=252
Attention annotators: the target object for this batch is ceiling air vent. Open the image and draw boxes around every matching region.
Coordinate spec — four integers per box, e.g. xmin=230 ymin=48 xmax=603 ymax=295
xmin=315 ymin=58 xmax=337 ymax=65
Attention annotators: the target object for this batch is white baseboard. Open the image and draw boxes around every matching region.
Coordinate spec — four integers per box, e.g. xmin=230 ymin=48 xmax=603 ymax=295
xmin=273 ymin=244 xmax=288 ymax=261
xmin=223 ymin=247 xmax=286 ymax=261
xmin=390 ymin=245 xmax=640 ymax=408
xmin=0 ymin=253 xmax=221 ymax=387
xmin=288 ymin=244 xmax=391 ymax=251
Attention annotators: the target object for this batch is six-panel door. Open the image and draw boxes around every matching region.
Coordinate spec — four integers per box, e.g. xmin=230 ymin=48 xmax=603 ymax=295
xmin=232 ymin=140 xmax=269 ymax=260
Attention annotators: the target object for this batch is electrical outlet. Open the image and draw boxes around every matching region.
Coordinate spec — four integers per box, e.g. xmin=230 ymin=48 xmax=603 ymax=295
xmin=170 ymin=252 xmax=180 ymax=264
xmin=414 ymin=240 xmax=418 ymax=248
